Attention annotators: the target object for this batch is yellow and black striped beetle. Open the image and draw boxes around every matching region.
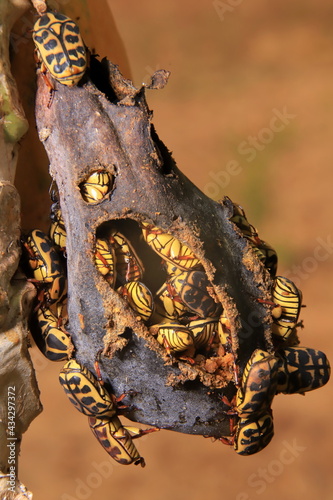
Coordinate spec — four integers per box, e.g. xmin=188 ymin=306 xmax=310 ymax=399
xmin=60 ymin=360 xmax=155 ymax=466
xmin=188 ymin=317 xmax=218 ymax=351
xmin=33 ymin=306 xmax=71 ymax=362
xmin=221 ymin=349 xmax=278 ymax=456
xmin=230 ymin=202 xmax=257 ymax=240
xmin=271 ymin=276 xmax=302 ymax=340
xmin=150 ymin=321 xmax=195 ymax=356
xmin=276 ymin=347 xmax=330 ymax=394
xmin=230 ymin=202 xmax=278 ymax=277
xmin=252 ymin=240 xmax=278 ymax=277
xmin=59 ymin=360 xmax=116 ymax=418
xmin=168 ymin=270 xmax=222 ymax=319
xmin=141 ymin=222 xmax=202 ymax=271
xmin=89 ymin=415 xmax=146 ymax=467
xmin=236 ymin=349 xmax=278 ymax=418
xmin=80 ymin=170 xmax=112 ymax=204
xmin=23 ymin=229 xmax=67 ymax=307
xmin=117 ymin=281 xmax=154 ymax=322
xmin=32 ymin=12 xmax=87 ymax=88
xmin=94 ymin=238 xmax=116 ymax=287
xmin=153 ymin=281 xmax=192 ymax=322
xmin=234 ymin=411 xmax=274 ymax=456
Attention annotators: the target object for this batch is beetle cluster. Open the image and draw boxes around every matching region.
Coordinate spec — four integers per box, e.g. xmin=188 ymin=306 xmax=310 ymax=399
xmin=59 ymin=359 xmax=152 ymax=466
xmin=22 ymin=178 xmax=154 ymax=467
xmin=23 ymin=179 xmax=330 ymax=461
xmin=142 ymin=223 xmax=222 ymax=358
xmin=22 ymin=228 xmax=69 ymax=362
xmin=28 ymin=8 xmax=330 ymax=463
xmin=216 ymin=201 xmax=330 ymax=455
xmin=91 ymin=193 xmax=329 ymax=456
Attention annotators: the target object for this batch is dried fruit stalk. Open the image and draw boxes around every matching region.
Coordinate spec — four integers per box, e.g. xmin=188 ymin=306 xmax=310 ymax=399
xmin=34 ymin=57 xmax=273 ymax=437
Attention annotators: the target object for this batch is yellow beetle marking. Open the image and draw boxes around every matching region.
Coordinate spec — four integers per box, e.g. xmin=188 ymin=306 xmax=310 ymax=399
xmin=154 ymin=281 xmax=191 ymax=321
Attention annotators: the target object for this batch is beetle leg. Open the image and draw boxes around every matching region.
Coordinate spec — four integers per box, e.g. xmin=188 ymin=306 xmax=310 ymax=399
xmin=257 ymin=298 xmax=282 ymax=319
xmin=219 ymin=413 xmax=237 ymax=447
xmin=39 ymin=63 xmax=56 ymax=108
xmin=113 ymin=391 xmax=139 ymax=411
xmin=257 ymin=297 xmax=278 ymax=307
xmin=233 ymin=362 xmax=240 ymax=388
xmin=115 ymin=389 xmax=138 ymax=406
xmin=94 ymin=349 xmax=104 ymax=384
xmin=219 ymin=396 xmax=238 ymax=446
xmin=55 ymin=301 xmax=68 ymax=328
xmin=221 ymin=395 xmax=237 ymax=416
xmin=219 ymin=436 xmax=234 ymax=446
xmin=95 ymin=250 xmax=110 ymax=270
xmin=161 ymin=334 xmax=175 ymax=360
xmin=123 ymin=426 xmax=160 ymax=439
xmin=27 ymin=277 xmax=53 ymax=286
xmin=94 ymin=352 xmax=138 ymax=410
xmin=178 ymin=354 xmax=196 ymax=365
xmin=178 ymin=344 xmax=196 ymax=364
xmin=32 ymin=287 xmax=49 ymax=312
xmin=22 ymin=240 xmax=37 ymax=260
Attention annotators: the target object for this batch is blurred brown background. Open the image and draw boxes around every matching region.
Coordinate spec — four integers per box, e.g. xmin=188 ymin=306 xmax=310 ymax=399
xmin=19 ymin=0 xmax=332 ymax=499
